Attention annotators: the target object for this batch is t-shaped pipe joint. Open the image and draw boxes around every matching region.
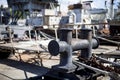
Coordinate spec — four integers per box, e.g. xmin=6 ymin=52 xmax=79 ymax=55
xmin=48 ymin=28 xmax=99 ymax=72
xmin=48 ymin=39 xmax=99 ymax=56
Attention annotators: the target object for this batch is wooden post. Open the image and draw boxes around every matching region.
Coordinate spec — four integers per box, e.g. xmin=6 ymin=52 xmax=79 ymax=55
xmin=29 ymin=26 xmax=31 ymax=40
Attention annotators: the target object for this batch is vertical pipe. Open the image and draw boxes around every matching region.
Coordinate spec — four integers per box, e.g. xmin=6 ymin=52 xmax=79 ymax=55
xmin=59 ymin=28 xmax=73 ymax=44
xmin=75 ymin=27 xmax=78 ymax=39
xmin=59 ymin=44 xmax=73 ymax=67
xmin=59 ymin=28 xmax=73 ymax=66
xmin=108 ymin=0 xmax=114 ymax=19
xmin=68 ymin=11 xmax=76 ymax=24
xmin=55 ymin=28 xmax=58 ymax=41
xmin=9 ymin=27 xmax=12 ymax=43
xmin=12 ymin=6 xmax=14 ymax=24
xmin=56 ymin=28 xmax=75 ymax=70
xmin=0 ymin=8 xmax=2 ymax=24
xmin=53 ymin=25 xmax=58 ymax=41
xmin=80 ymin=28 xmax=92 ymax=59
xmin=92 ymin=26 xmax=96 ymax=37
xmin=35 ymin=30 xmax=37 ymax=40
xmin=29 ymin=26 xmax=31 ymax=40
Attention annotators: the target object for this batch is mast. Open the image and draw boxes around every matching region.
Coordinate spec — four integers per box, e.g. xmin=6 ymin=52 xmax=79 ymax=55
xmin=81 ymin=0 xmax=93 ymax=23
xmin=107 ymin=0 xmax=114 ymax=19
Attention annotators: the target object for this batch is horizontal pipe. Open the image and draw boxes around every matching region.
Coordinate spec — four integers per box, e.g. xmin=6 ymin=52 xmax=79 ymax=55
xmin=71 ymin=38 xmax=99 ymax=51
xmin=48 ymin=40 xmax=68 ymax=56
xmin=48 ymin=38 xmax=99 ymax=56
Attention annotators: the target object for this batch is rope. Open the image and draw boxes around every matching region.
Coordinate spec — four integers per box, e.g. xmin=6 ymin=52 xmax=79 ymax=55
xmin=73 ymin=59 xmax=109 ymax=75
xmin=94 ymin=55 xmax=120 ymax=67
xmin=97 ymin=36 xmax=120 ymax=44
xmin=97 ymin=36 xmax=120 ymax=50
xmin=39 ymin=44 xmax=48 ymax=52
xmin=39 ymin=31 xmax=55 ymax=39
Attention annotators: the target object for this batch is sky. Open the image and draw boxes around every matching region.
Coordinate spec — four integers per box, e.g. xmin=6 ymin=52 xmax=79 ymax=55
xmin=0 ymin=0 xmax=119 ymax=11
xmin=0 ymin=0 xmax=8 ymax=7
xmin=58 ymin=0 xmax=118 ymax=11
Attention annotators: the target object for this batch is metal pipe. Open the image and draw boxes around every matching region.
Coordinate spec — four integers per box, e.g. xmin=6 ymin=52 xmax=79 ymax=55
xmin=59 ymin=28 xmax=72 ymax=44
xmin=49 ymin=28 xmax=76 ymax=71
xmin=9 ymin=28 xmax=13 ymax=43
xmin=48 ymin=40 xmax=75 ymax=71
xmin=48 ymin=38 xmax=99 ymax=56
xmin=79 ymin=28 xmax=93 ymax=59
xmin=75 ymin=27 xmax=78 ymax=39
xmin=59 ymin=44 xmax=73 ymax=67
xmin=48 ymin=28 xmax=99 ymax=72
xmin=71 ymin=38 xmax=99 ymax=51
xmin=68 ymin=10 xmax=76 ymax=24
xmin=54 ymin=28 xmax=58 ymax=41
xmin=48 ymin=41 xmax=68 ymax=56
xmin=28 ymin=26 xmax=31 ymax=40
xmin=35 ymin=30 xmax=37 ymax=40
xmin=108 ymin=0 xmax=114 ymax=19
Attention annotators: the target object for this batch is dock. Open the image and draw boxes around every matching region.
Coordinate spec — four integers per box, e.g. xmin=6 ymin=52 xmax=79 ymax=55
xmin=0 ymin=44 xmax=119 ymax=80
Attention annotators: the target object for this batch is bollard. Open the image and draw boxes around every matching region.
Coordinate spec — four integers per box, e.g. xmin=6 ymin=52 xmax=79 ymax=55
xmin=79 ymin=28 xmax=93 ymax=59
xmin=48 ymin=28 xmax=99 ymax=72
xmin=48 ymin=39 xmax=99 ymax=57
xmin=49 ymin=28 xmax=76 ymax=72
xmin=58 ymin=28 xmax=73 ymax=69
